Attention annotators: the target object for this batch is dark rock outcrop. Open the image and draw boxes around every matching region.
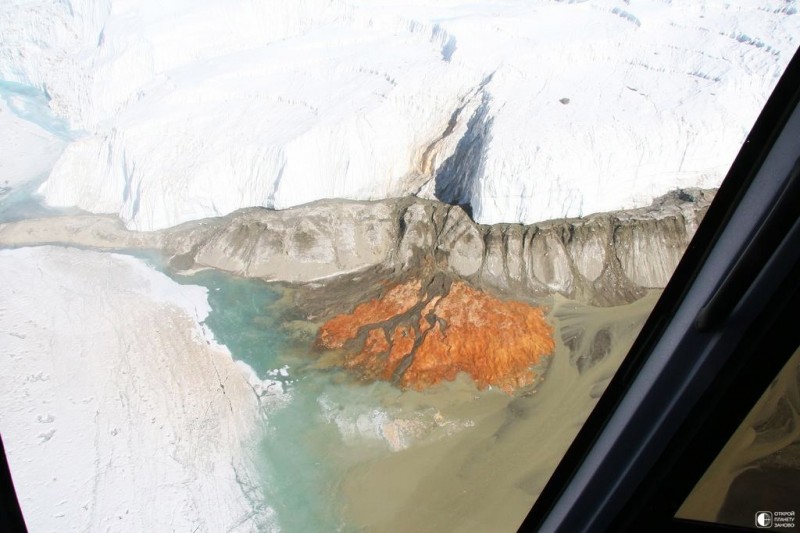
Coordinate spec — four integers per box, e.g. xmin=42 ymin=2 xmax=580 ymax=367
xmin=0 ymin=188 xmax=714 ymax=306
xmin=166 ymin=188 xmax=711 ymax=306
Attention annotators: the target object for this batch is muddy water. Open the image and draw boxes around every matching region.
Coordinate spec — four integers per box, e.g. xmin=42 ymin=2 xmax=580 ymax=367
xmin=13 ymin=240 xmax=660 ymax=532
xmin=339 ymin=291 xmax=661 ymax=532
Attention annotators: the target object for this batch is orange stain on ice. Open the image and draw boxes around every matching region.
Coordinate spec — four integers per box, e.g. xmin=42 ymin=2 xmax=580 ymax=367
xmin=316 ymin=279 xmax=554 ymax=393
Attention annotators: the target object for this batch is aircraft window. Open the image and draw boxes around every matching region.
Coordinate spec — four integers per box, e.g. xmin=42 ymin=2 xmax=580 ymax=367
xmin=677 ymin=345 xmax=800 ymax=530
xmin=0 ymin=3 xmax=799 ymax=532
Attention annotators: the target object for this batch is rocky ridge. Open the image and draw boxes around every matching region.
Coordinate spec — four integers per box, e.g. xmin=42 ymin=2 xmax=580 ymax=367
xmin=161 ymin=188 xmax=715 ymax=309
xmin=0 ymin=188 xmax=714 ymax=306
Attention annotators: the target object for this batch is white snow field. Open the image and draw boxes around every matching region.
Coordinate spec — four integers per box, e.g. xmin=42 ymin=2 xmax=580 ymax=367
xmin=1 ymin=0 xmax=797 ymax=230
xmin=0 ymin=246 xmax=276 ymax=532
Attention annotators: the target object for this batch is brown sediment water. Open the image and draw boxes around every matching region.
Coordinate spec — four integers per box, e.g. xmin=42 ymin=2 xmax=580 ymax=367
xmin=338 ymin=291 xmax=661 ymax=532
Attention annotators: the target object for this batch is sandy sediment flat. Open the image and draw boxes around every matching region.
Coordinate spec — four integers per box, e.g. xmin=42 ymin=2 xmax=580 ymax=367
xmin=0 ymin=246 xmax=274 ymax=532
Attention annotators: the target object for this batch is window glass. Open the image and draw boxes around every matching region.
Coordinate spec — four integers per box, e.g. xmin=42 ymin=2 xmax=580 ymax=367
xmin=677 ymin=346 xmax=800 ymax=529
xmin=0 ymin=2 xmax=797 ymax=531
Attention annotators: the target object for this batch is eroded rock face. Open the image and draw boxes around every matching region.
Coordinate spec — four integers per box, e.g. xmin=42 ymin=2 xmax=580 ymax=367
xmin=316 ymin=275 xmax=555 ymax=392
xmin=0 ymin=189 xmax=714 ymax=305
xmin=468 ymin=189 xmax=713 ymax=305
xmin=164 ymin=200 xmax=399 ymax=281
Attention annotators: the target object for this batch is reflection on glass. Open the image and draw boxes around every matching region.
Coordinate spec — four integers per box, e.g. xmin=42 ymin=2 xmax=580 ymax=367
xmin=678 ymin=346 xmax=800 ymax=527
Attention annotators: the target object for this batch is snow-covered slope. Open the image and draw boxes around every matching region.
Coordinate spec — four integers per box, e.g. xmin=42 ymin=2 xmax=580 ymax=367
xmin=2 ymin=0 xmax=798 ymax=229
xmin=0 ymin=246 xmax=275 ymax=531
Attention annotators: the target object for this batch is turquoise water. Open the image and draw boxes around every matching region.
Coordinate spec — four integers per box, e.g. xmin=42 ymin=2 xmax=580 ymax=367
xmin=0 ymin=80 xmax=75 ymax=139
xmin=158 ymin=264 xmax=469 ymax=532
xmin=171 ymin=268 xmax=292 ymax=378
xmin=163 ymin=265 xmax=360 ymax=531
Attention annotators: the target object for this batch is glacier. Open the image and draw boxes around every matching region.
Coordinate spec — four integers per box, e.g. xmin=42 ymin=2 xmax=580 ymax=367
xmin=1 ymin=0 xmax=797 ymax=230
xmin=0 ymin=246 xmax=280 ymax=531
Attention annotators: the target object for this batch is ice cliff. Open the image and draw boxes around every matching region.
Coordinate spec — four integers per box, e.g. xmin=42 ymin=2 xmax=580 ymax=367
xmin=1 ymin=0 xmax=797 ymax=230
